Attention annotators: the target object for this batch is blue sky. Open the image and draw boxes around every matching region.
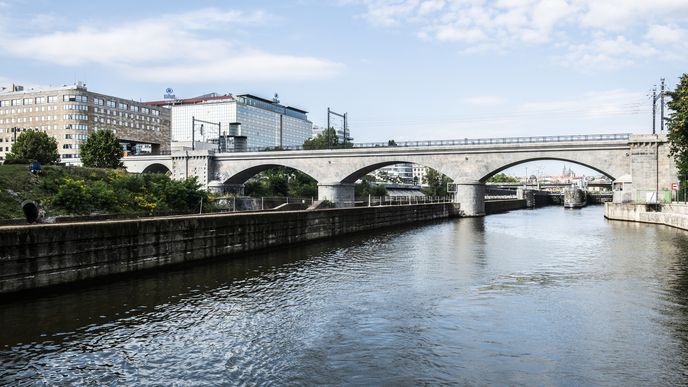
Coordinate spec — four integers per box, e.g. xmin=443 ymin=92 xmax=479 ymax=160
xmin=1 ymin=0 xmax=687 ymax=175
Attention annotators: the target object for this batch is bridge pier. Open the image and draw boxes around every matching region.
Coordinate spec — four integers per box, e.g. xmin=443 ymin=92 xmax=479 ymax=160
xmin=453 ymin=179 xmax=485 ymax=217
xmin=318 ymin=183 xmax=355 ymax=207
xmin=516 ymin=188 xmax=536 ymax=208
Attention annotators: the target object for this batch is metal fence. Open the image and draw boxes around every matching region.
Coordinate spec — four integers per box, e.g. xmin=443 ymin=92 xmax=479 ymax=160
xmin=206 ymin=195 xmax=453 ymax=212
xmin=353 ymin=195 xmax=452 ymax=207
xmin=485 ymin=195 xmax=519 ymax=200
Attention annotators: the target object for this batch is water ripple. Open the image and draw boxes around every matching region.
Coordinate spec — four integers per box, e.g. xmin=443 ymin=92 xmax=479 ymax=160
xmin=1 ymin=207 xmax=688 ymax=385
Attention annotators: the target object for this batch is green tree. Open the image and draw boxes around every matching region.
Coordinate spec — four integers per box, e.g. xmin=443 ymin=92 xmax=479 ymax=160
xmin=355 ymin=177 xmax=388 ymax=197
xmin=422 ymin=168 xmax=453 ymax=196
xmin=5 ymin=128 xmax=60 ymax=164
xmin=243 ymin=167 xmax=318 ymax=198
xmin=488 ymin=173 xmax=520 ymax=183
xmin=80 ymin=129 xmax=124 ymax=168
xmin=667 ymin=74 xmax=688 ymax=188
xmin=303 ymin=128 xmax=353 ymax=150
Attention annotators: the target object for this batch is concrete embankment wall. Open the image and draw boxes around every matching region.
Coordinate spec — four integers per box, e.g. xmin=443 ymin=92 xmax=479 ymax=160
xmin=604 ymin=202 xmax=688 ymax=231
xmin=485 ymin=199 xmax=527 ymax=214
xmin=0 ymin=203 xmax=458 ymax=295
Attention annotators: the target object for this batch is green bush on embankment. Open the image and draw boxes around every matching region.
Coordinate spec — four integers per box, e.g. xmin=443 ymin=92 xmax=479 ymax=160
xmin=0 ymin=164 xmax=208 ymax=220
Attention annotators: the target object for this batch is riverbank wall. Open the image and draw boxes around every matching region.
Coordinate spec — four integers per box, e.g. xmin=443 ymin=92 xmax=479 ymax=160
xmin=485 ymin=199 xmax=527 ymax=214
xmin=604 ymin=202 xmax=688 ymax=231
xmin=0 ymin=203 xmax=459 ymax=295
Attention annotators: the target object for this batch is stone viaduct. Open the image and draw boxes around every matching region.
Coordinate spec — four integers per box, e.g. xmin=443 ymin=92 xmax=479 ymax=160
xmin=123 ymin=133 xmax=676 ymax=216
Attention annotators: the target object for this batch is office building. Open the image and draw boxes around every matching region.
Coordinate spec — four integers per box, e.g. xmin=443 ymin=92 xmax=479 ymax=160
xmin=147 ymin=93 xmax=313 ymax=150
xmin=0 ymin=83 xmax=170 ymax=164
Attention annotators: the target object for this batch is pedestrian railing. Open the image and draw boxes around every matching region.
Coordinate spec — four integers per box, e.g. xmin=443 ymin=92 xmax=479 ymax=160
xmin=485 ymin=195 xmax=519 ymax=200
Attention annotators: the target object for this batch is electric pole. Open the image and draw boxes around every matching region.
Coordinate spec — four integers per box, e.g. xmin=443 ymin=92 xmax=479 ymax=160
xmin=326 ymin=107 xmax=348 ymax=148
xmin=651 ymin=87 xmax=657 ymax=135
xmin=660 ymin=78 xmax=666 ymax=132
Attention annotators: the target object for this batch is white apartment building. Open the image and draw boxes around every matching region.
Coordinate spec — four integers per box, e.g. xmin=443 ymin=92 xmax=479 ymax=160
xmin=412 ymin=165 xmax=429 ymax=186
xmin=148 ymin=93 xmax=313 ymax=150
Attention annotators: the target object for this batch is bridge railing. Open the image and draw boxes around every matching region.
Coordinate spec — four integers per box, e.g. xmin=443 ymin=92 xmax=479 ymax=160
xmin=352 ymin=133 xmax=631 ymax=149
xmin=221 ymin=133 xmax=631 ymax=153
xmin=121 ymin=133 xmax=632 ymax=156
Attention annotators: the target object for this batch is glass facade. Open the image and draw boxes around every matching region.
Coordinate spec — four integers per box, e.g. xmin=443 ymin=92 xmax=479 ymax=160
xmin=170 ymin=95 xmax=312 ymax=149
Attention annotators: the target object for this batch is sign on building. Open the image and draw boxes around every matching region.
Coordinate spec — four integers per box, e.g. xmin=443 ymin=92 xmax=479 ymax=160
xmin=164 ymin=88 xmax=176 ymax=100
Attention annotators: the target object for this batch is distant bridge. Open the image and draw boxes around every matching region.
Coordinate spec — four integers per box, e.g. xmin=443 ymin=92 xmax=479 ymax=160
xmin=123 ymin=133 xmax=675 ymax=216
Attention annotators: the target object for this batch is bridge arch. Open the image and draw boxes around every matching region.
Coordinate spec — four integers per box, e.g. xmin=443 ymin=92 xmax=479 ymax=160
xmin=480 ymin=157 xmax=616 ymax=182
xmin=222 ymin=163 xmax=318 ymax=185
xmin=339 ymin=160 xmax=454 ymax=184
xmin=142 ymin=163 xmax=172 ymax=174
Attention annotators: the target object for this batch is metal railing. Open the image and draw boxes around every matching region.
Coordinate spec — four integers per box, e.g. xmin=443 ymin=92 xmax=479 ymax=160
xmin=359 ymin=195 xmax=452 ymax=207
xmin=122 ymin=133 xmax=632 ymax=156
xmin=123 ymin=151 xmax=172 ymax=157
xmin=205 ymin=195 xmax=452 ymax=212
xmin=485 ymin=195 xmax=519 ymax=200
xmin=219 ymin=133 xmax=631 ymax=153
xmin=207 ymin=196 xmax=314 ymax=212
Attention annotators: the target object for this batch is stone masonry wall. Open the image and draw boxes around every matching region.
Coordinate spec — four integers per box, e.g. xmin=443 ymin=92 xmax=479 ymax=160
xmin=485 ymin=199 xmax=527 ymax=214
xmin=604 ymin=202 xmax=688 ymax=231
xmin=0 ymin=203 xmax=458 ymax=295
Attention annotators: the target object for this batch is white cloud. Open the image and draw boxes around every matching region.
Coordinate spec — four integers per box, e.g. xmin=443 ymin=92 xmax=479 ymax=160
xmin=463 ymin=95 xmax=506 ymax=106
xmin=560 ymin=35 xmax=658 ymax=70
xmin=356 ymin=0 xmax=420 ymax=27
xmin=122 ymin=53 xmax=342 ymax=83
xmin=579 ymin=0 xmax=688 ymax=31
xmin=0 ymin=8 xmax=342 ymax=83
xmin=346 ymin=0 xmax=688 ymax=69
xmin=645 ymin=24 xmax=688 ymax=45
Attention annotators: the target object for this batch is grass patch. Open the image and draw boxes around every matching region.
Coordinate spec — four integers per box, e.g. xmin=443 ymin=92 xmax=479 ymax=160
xmin=0 ymin=164 xmax=206 ymax=220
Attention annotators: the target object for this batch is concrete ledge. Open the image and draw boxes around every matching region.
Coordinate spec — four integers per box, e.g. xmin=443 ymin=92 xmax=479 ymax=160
xmin=604 ymin=202 xmax=688 ymax=231
xmin=0 ymin=203 xmax=459 ymax=295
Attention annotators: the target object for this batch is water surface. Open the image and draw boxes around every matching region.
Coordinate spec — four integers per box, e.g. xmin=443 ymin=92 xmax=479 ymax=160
xmin=2 ymin=206 xmax=688 ymax=385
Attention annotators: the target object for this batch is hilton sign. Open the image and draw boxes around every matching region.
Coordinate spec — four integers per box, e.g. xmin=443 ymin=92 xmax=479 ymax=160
xmin=163 ymin=88 xmax=176 ymax=100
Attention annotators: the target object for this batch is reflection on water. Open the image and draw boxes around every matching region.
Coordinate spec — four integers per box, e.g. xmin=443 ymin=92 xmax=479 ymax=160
xmin=2 ymin=206 xmax=688 ymax=384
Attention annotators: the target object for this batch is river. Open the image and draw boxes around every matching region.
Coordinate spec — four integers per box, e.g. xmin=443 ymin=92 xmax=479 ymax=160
xmin=2 ymin=205 xmax=688 ymax=385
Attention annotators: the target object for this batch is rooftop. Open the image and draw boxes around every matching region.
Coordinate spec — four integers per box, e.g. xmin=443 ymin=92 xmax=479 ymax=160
xmin=146 ymin=92 xmax=308 ymax=113
xmin=0 ymin=83 xmax=86 ymax=95
xmin=145 ymin=94 xmax=235 ymax=106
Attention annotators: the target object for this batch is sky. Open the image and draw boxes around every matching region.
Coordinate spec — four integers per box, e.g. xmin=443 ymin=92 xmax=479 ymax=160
xmin=1 ymin=0 xmax=687 ymax=176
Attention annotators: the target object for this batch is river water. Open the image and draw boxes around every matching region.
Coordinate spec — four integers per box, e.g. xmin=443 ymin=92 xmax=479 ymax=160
xmin=2 ymin=206 xmax=688 ymax=385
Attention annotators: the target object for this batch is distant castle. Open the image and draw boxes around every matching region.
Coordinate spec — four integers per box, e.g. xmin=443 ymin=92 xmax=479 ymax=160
xmin=561 ymin=166 xmax=576 ymax=178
